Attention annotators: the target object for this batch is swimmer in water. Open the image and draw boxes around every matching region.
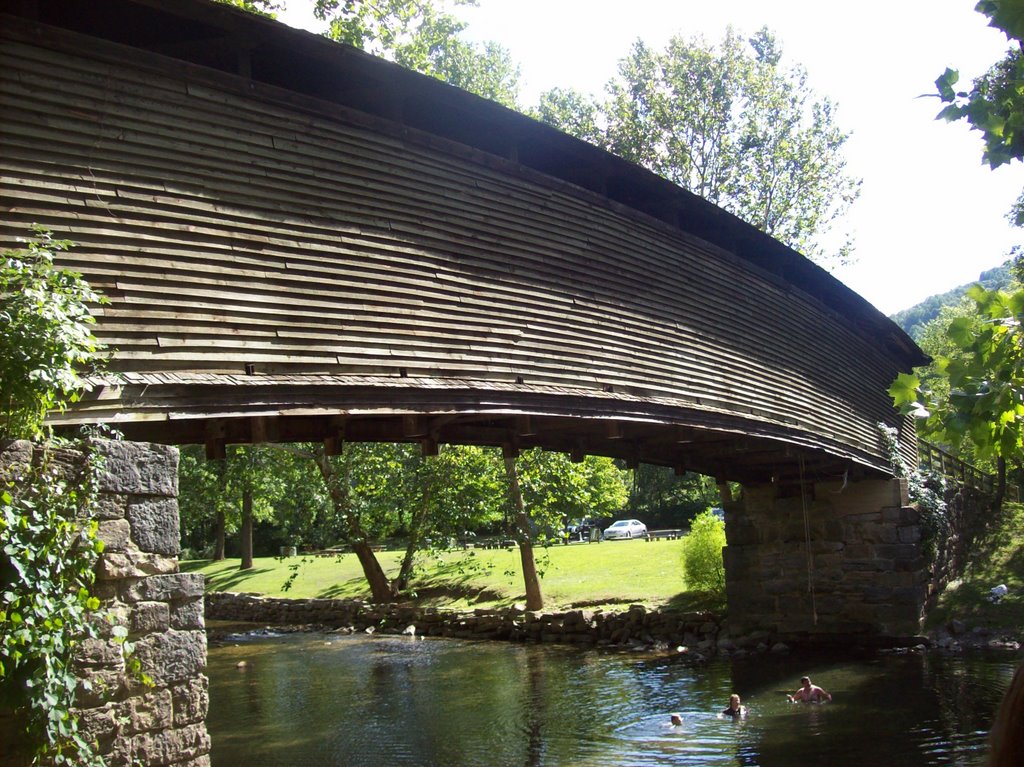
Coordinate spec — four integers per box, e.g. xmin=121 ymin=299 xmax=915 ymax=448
xmin=788 ymin=676 xmax=831 ymax=703
xmin=669 ymin=713 xmax=683 ymax=726
xmin=722 ymin=693 xmax=746 ymax=718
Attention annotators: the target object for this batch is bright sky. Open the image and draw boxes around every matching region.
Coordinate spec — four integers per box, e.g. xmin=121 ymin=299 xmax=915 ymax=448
xmin=277 ymin=1 xmax=1024 ymax=316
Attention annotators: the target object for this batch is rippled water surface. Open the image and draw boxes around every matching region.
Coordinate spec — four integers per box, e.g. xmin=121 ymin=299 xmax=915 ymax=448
xmin=207 ymin=631 xmax=1019 ymax=766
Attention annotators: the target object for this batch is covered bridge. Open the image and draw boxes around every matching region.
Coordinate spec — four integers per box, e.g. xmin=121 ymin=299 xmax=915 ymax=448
xmin=0 ymin=0 xmax=925 ymax=485
xmin=1 ymin=0 xmax=938 ymax=651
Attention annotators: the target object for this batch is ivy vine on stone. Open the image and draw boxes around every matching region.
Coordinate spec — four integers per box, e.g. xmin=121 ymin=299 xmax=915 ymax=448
xmin=877 ymin=423 xmax=949 ymax=562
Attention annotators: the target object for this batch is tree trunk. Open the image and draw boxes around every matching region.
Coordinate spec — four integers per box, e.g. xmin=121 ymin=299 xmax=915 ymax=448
xmin=213 ymin=511 xmax=226 ymax=561
xmin=994 ymin=455 xmax=1007 ymax=514
xmin=239 ymin=487 xmax=253 ymax=570
xmin=395 ymin=456 xmax=433 ymax=594
xmin=352 ymin=540 xmax=395 ymax=603
xmin=503 ymin=448 xmax=544 ymax=611
xmin=315 ymin=447 xmax=395 ymax=603
xmin=212 ymin=455 xmax=227 ymax=560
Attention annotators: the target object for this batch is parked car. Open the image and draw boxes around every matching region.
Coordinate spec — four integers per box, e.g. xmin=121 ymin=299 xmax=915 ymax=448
xmin=564 ymin=519 xmax=598 ymax=543
xmin=601 ymin=519 xmax=648 ymax=540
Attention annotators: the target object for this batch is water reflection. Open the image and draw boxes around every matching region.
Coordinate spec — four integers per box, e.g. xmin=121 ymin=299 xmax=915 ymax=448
xmin=207 ymin=632 xmax=1019 ymax=767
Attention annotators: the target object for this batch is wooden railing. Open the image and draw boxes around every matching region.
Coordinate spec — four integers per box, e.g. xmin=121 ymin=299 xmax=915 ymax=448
xmin=918 ymin=441 xmax=995 ymax=494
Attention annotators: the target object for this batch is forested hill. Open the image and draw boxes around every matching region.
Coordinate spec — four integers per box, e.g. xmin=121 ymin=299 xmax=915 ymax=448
xmin=891 ymin=260 xmax=1014 ymax=340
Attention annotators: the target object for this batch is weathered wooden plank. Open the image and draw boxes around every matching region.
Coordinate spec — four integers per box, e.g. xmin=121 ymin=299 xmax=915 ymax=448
xmin=0 ymin=26 xmax=911 ymax=472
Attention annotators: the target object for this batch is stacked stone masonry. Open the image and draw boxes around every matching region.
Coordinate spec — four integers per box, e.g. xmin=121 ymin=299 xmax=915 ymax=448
xmin=723 ymin=479 xmax=926 ymax=638
xmin=0 ymin=440 xmax=208 ymax=767
xmin=722 ymin=477 xmax=992 ymax=640
xmin=207 ymin=592 xmax=723 ymax=650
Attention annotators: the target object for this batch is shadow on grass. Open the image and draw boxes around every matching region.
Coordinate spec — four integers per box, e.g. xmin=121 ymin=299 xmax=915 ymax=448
xmin=316 ymin=576 xmax=374 ymax=600
xmin=403 ymin=553 xmax=520 ymax=607
xmin=202 ymin=566 xmax=274 ymax=593
xmin=312 ymin=551 xmax=525 ymax=607
xmin=663 ymin=590 xmax=726 ymax=615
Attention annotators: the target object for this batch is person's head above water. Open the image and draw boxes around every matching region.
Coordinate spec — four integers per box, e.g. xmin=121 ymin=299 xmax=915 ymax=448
xmin=729 ymin=694 xmax=741 ymax=709
xmin=670 ymin=713 xmax=683 ymax=726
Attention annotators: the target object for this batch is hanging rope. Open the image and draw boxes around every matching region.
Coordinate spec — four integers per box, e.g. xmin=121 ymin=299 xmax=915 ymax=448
xmin=799 ymin=454 xmax=818 ymax=626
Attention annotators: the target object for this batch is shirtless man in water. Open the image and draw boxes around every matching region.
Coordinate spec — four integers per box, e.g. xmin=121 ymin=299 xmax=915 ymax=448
xmin=788 ymin=676 xmax=832 ymax=703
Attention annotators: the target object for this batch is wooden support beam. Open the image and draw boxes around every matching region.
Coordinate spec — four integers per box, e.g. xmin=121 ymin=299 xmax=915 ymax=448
xmin=717 ymin=482 xmax=734 ymax=504
xmin=569 ymin=447 xmax=585 ymax=463
xmin=402 ymin=415 xmax=428 ymax=438
xmin=249 ymin=416 xmax=270 ymax=444
xmin=516 ymin=415 xmax=537 ymax=437
xmin=421 ymin=436 xmax=439 ymax=457
xmin=323 ymin=435 xmax=344 ymax=456
xmin=502 ymin=443 xmax=519 ymax=461
xmin=205 ymin=419 xmax=226 ymax=460
xmin=325 ymin=415 xmax=346 ymax=449
xmin=606 ymin=421 xmax=624 ymax=440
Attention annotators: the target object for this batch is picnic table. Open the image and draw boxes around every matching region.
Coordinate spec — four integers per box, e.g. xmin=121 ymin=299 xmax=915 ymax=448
xmin=646 ymin=529 xmax=686 ymax=541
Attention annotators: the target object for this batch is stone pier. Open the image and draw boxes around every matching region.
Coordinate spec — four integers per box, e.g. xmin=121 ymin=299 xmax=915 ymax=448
xmin=0 ymin=440 xmax=209 ymax=767
xmin=723 ymin=478 xmax=929 ymax=641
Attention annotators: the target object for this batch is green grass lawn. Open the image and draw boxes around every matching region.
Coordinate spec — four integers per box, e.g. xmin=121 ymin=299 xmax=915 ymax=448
xmin=182 ymin=538 xmax=716 ymax=613
xmin=925 ymin=501 xmax=1024 ymax=634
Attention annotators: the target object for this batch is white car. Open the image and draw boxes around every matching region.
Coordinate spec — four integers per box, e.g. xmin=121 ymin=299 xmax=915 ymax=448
xmin=602 ymin=519 xmax=648 ymax=540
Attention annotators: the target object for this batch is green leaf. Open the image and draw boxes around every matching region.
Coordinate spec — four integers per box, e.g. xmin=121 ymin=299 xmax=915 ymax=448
xmin=937 ymin=104 xmax=965 ymax=122
xmin=947 ymin=316 xmax=976 ymax=347
xmin=889 ymin=372 xmax=922 ymax=407
xmin=936 ymin=67 xmax=960 ymax=101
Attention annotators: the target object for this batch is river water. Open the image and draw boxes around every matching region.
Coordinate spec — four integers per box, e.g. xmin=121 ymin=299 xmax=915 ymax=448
xmin=206 ymin=631 xmax=1019 ymax=766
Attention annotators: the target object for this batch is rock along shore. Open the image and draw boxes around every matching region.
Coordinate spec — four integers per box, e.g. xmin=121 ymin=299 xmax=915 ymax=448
xmin=207 ymin=592 xmax=735 ymax=658
xmin=206 ymin=592 xmax=1023 ymax=657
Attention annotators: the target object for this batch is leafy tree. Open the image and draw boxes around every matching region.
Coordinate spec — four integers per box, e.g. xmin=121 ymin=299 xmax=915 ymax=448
xmin=680 ymin=508 xmax=726 ymax=594
xmin=0 ymin=230 xmax=125 ymax=764
xmin=912 ymin=297 xmax=991 ymax=468
xmin=430 ymin=445 xmax=505 ymax=536
xmin=314 ymin=0 xmax=522 ymax=108
xmin=628 ymin=465 xmax=718 ymax=528
xmin=515 ymin=449 xmax=628 ymax=540
xmin=891 ymin=1 xmax=1024 ymax=510
xmin=501 ymin=448 xmax=629 ymax=610
xmin=935 ymin=0 xmax=1024 ymax=224
xmin=538 ymin=28 xmax=860 ymax=266
xmin=178 ymin=444 xmax=327 ymax=561
xmin=223 ymin=447 xmax=292 ymax=569
xmin=535 ymin=88 xmax=603 ymax=145
xmin=891 ymin=285 xmax=1024 ymax=509
xmin=890 ymin=257 xmax=1015 ymax=340
xmin=1 ymin=229 xmax=107 ymax=439
xmin=310 ymin=442 xmax=398 ymax=601
xmin=178 ymin=446 xmax=227 ymax=558
xmin=213 ymin=0 xmax=282 ymax=16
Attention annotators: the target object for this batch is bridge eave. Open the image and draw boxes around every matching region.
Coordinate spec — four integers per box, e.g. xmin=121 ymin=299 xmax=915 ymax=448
xmin=49 ymin=376 xmax=897 ymax=486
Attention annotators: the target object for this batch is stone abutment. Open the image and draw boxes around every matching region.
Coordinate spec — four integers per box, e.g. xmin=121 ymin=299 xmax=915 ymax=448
xmin=0 ymin=440 xmax=207 ymax=767
xmin=722 ymin=476 xmax=993 ymax=642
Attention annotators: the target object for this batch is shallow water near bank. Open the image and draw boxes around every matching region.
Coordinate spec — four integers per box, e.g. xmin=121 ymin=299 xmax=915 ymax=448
xmin=207 ymin=631 xmax=1020 ymax=766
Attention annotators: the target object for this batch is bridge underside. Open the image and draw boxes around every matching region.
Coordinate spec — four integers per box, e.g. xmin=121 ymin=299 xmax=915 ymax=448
xmin=56 ymin=373 xmax=889 ymax=486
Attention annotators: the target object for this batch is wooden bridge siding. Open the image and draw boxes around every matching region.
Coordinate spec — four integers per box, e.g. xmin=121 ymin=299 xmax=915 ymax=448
xmin=0 ymin=27 xmax=908 ymax=467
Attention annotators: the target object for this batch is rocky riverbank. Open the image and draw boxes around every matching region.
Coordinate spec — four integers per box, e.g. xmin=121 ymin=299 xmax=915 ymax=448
xmin=205 ymin=592 xmax=1020 ymax=659
xmin=207 ymin=592 xmax=731 ymax=657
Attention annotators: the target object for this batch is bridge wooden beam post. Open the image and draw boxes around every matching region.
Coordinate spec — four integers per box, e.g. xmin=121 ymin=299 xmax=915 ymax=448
xmin=323 ymin=416 xmax=346 ymax=456
xmin=205 ymin=420 xmax=226 ymax=461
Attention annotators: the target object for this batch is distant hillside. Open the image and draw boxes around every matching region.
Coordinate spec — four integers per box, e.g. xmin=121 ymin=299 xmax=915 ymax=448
xmin=891 ymin=261 xmax=1015 ymax=340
